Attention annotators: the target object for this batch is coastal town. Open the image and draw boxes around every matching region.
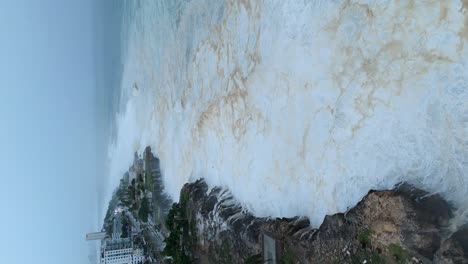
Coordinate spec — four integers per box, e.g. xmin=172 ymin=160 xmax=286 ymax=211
xmin=87 ymin=147 xmax=172 ymax=264
xmin=87 ymin=146 xmax=468 ymax=264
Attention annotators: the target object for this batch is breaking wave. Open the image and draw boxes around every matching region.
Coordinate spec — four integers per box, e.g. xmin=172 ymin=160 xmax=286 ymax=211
xmin=107 ymin=0 xmax=468 ymax=226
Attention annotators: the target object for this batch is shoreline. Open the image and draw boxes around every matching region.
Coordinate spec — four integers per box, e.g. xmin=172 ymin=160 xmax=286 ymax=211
xmin=101 ymin=148 xmax=467 ymax=263
xmin=168 ymin=178 xmax=466 ymax=263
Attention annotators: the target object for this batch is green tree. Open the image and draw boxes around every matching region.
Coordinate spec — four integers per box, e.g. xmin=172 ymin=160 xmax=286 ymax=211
xmin=163 ymin=203 xmax=192 ymax=264
xmin=121 ymin=217 xmax=130 ymax=238
xmin=139 ymin=197 xmax=149 ymax=222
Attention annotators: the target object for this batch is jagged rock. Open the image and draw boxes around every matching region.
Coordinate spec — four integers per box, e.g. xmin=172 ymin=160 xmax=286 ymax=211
xmin=434 ymin=225 xmax=468 ymax=264
xmin=346 ymin=183 xmax=453 ymax=261
xmin=172 ymin=179 xmax=464 ymax=264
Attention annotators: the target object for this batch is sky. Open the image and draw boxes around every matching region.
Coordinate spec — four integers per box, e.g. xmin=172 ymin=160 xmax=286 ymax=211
xmin=0 ymin=0 xmax=104 ymax=263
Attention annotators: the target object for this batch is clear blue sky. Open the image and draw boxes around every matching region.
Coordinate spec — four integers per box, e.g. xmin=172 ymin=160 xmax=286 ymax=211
xmin=0 ymin=0 xmax=100 ymax=263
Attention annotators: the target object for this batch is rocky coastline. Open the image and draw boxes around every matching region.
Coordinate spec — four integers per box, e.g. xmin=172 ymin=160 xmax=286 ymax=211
xmin=101 ymin=148 xmax=467 ymax=263
xmin=165 ymin=179 xmax=467 ymax=264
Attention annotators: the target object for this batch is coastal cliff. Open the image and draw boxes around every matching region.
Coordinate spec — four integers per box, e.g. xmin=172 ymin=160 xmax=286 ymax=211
xmin=163 ymin=179 xmax=467 ymax=264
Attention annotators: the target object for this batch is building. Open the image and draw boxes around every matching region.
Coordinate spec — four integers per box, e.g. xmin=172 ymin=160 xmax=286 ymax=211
xmin=263 ymin=233 xmax=277 ymax=264
xmin=86 ymin=232 xmax=108 ymax=241
xmin=95 ymin=213 xmax=148 ymax=264
xmin=101 ymin=238 xmax=132 ymax=264
xmin=262 ymin=231 xmax=289 ymax=264
xmin=124 ymin=210 xmax=141 ymax=233
xmin=132 ymin=248 xmax=146 ymax=264
xmin=100 ymin=238 xmax=146 ymax=264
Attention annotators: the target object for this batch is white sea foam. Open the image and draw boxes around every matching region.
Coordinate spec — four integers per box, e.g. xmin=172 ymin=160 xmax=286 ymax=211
xmin=107 ymin=0 xmax=468 ymax=226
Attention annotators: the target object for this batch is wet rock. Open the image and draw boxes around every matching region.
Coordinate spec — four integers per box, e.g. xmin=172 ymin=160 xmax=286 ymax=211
xmin=346 ymin=183 xmax=453 ymax=261
xmin=171 ymin=179 xmax=464 ymax=263
xmin=435 ymin=225 xmax=468 ymax=264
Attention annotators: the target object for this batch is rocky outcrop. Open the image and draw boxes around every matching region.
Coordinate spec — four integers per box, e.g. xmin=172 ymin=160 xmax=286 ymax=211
xmin=434 ymin=225 xmax=468 ymax=264
xmin=168 ymin=179 xmax=467 ymax=264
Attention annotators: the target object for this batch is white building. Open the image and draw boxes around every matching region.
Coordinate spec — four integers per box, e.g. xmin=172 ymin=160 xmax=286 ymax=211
xmin=100 ymin=238 xmax=146 ymax=264
xmin=86 ymin=232 xmax=108 ymax=241
xmin=132 ymin=248 xmax=146 ymax=264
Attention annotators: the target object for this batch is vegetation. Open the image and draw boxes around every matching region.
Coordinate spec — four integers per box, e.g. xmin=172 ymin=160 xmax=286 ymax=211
xmin=163 ymin=192 xmax=197 ymax=264
xmin=138 ymin=173 xmax=144 ymax=183
xmin=352 ymin=229 xmax=391 ymax=264
xmin=358 ymin=229 xmax=373 ymax=248
xmin=139 ymin=196 xmax=150 ymax=222
xmin=102 ymin=165 xmax=154 ymax=233
xmin=121 ymin=217 xmax=130 ymax=238
xmin=352 ymin=229 xmax=412 ymax=264
xmin=103 ymin=178 xmax=130 ymax=234
xmin=163 ymin=203 xmax=190 ymax=263
xmin=145 ymin=171 xmax=152 ymax=191
xmin=388 ymin=244 xmax=409 ymax=263
xmin=352 ymin=250 xmax=386 ymax=264
xmin=281 ymin=245 xmax=297 ymax=264
xmin=245 ymin=254 xmax=262 ymax=264
xmin=218 ymin=240 xmax=233 ymax=263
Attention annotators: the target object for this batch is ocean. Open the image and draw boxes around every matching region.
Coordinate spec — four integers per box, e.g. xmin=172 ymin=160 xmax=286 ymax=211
xmin=106 ymin=0 xmax=468 ymax=227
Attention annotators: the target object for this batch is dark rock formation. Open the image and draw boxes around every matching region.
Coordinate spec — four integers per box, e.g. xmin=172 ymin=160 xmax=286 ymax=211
xmin=435 ymin=225 xmax=468 ymax=264
xmin=165 ymin=179 xmax=467 ymax=264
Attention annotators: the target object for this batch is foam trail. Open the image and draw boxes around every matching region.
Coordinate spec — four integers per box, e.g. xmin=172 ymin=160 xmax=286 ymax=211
xmin=107 ymin=0 xmax=468 ymax=226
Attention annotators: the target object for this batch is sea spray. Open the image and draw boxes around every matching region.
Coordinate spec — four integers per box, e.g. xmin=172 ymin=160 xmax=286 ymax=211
xmin=107 ymin=0 xmax=468 ymax=226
